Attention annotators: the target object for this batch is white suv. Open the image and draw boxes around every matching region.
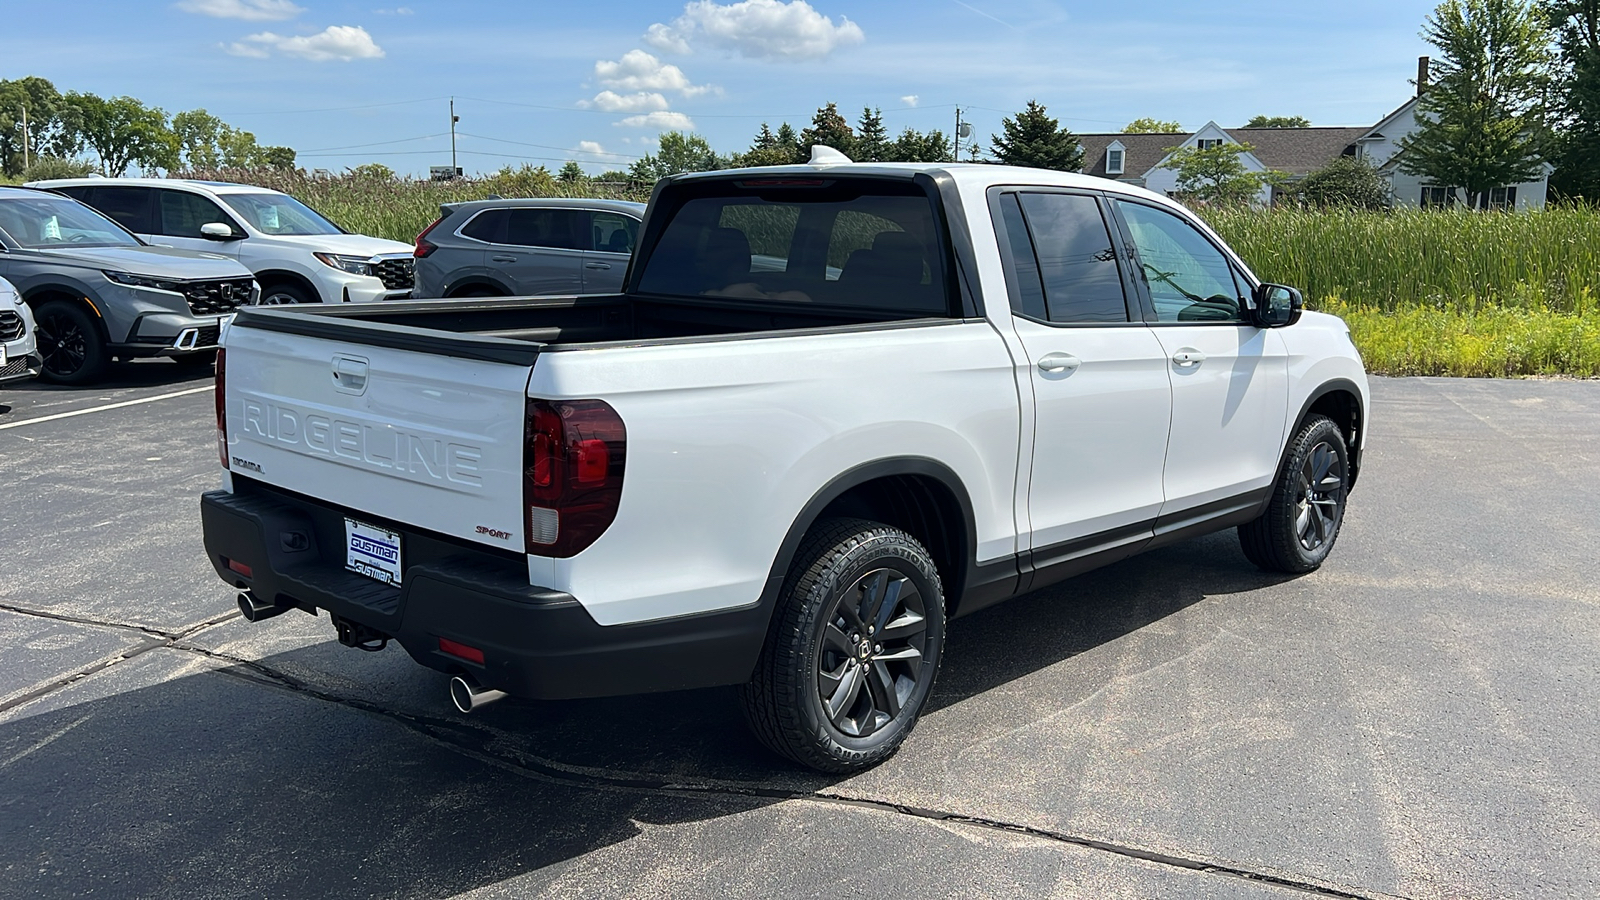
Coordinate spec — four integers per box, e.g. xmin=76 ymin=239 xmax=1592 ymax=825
xmin=30 ymin=178 xmax=414 ymax=306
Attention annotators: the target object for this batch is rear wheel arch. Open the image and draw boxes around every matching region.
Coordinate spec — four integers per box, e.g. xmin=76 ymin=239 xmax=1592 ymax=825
xmin=445 ymin=277 xmax=510 ymax=298
xmin=757 ymin=459 xmax=978 ymax=627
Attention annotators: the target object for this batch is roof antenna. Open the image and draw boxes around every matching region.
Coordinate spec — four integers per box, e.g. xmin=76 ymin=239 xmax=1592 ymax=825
xmin=808 ymin=145 xmax=853 ymax=165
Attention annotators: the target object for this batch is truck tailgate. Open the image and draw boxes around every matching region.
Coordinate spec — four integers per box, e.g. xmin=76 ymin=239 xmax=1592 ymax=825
xmin=222 ymin=324 xmax=532 ymax=552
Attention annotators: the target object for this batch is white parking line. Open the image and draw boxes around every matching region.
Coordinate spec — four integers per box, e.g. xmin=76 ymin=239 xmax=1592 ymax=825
xmin=0 ymin=386 xmax=212 ymax=431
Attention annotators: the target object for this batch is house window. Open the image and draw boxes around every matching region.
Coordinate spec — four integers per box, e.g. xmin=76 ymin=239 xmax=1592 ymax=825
xmin=1487 ymin=186 xmax=1517 ymax=210
xmin=1106 ymin=148 xmax=1125 ymax=175
xmin=1196 ymin=139 xmax=1223 ymax=151
xmin=1420 ymin=185 xmax=1454 ymax=209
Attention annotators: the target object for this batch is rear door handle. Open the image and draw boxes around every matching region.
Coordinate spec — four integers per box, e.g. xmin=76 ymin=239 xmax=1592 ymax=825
xmin=1037 ymin=353 xmax=1082 ymax=373
xmin=1171 ymin=349 xmax=1207 ymax=367
xmin=584 ymin=262 xmax=612 ymax=270
xmin=490 ymin=255 xmax=517 ymax=263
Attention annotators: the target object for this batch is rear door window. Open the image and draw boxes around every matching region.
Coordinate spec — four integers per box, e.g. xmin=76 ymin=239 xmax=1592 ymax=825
xmin=87 ymin=186 xmax=155 ymax=234
xmin=1015 ymin=192 xmax=1129 ymax=324
xmin=591 ymin=212 xmax=639 ymax=254
xmin=459 ymin=208 xmax=507 ymax=243
xmin=504 ymin=208 xmax=584 ymax=250
xmin=635 ymin=180 xmax=950 ymax=314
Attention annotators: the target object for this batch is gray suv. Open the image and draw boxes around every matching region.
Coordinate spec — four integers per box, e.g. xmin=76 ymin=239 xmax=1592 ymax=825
xmin=0 ymin=187 xmax=257 ymax=384
xmin=412 ymin=198 xmax=645 ymax=298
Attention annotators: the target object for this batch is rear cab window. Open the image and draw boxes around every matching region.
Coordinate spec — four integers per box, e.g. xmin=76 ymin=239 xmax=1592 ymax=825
xmin=634 ymin=176 xmax=955 ymax=316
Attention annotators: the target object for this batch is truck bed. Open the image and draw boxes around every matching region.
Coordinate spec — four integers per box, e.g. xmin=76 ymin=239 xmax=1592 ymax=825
xmin=231 ymin=294 xmax=939 ymax=363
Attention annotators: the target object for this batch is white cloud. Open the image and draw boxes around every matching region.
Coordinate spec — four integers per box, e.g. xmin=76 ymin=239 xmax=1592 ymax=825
xmin=178 ymin=0 xmax=303 ymax=20
xmin=645 ymin=0 xmax=865 ymax=62
xmin=227 ymin=25 xmax=385 ymax=61
xmin=575 ymin=141 xmax=632 ymax=163
xmin=581 ymin=91 xmax=670 ymax=114
xmin=900 ymin=94 xmax=919 ymax=107
xmin=616 ymin=111 xmax=696 ymax=130
xmin=373 ymin=6 xmax=413 ymax=14
xmin=593 ymin=49 xmax=713 ymax=97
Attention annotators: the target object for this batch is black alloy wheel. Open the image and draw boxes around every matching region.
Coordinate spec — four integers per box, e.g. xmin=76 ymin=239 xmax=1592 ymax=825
xmin=1239 ymin=414 xmax=1350 ymax=573
xmin=34 ymin=299 xmax=108 ymax=385
xmin=816 ymin=567 xmax=931 ymax=739
xmin=742 ymin=518 xmax=946 ymax=773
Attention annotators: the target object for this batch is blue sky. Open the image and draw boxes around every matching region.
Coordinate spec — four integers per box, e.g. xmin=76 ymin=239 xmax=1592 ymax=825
xmin=2 ymin=0 xmax=1440 ymax=175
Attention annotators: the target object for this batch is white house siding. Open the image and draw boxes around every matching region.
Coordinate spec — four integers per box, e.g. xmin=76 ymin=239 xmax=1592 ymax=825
xmin=1141 ymin=122 xmax=1275 ymax=206
xmin=1387 ymin=170 xmax=1549 ymax=210
xmin=1358 ymin=99 xmax=1549 ymax=210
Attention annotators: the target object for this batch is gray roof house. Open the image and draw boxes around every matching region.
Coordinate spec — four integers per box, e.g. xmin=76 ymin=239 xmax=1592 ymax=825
xmin=1077 ymin=58 xmax=1551 ymax=209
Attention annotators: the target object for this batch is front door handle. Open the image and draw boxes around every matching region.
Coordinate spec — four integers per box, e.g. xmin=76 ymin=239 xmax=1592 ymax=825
xmin=490 ymin=255 xmax=517 ymax=263
xmin=1171 ymin=348 xmax=1207 ymax=367
xmin=1037 ymin=353 xmax=1082 ymax=373
xmin=584 ymin=262 xmax=612 ymax=270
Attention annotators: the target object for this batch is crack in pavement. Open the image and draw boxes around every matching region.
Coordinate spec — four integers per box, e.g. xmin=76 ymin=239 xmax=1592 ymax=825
xmin=0 ymin=608 xmax=242 ymax=715
xmin=168 ymin=642 xmax=1400 ymax=900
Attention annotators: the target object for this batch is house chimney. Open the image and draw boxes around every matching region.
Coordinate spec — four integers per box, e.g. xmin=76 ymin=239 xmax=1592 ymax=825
xmin=1417 ymin=56 xmax=1430 ymax=96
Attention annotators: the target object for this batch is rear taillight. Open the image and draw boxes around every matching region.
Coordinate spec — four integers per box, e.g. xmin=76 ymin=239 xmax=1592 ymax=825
xmin=215 ymin=348 xmax=228 ymax=469
xmin=414 ymin=215 xmax=445 ymax=258
xmin=523 ymin=398 xmax=625 ymax=557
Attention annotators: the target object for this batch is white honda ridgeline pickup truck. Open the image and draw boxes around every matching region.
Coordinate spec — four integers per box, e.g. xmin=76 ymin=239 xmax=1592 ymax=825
xmin=202 ymin=157 xmax=1368 ymax=773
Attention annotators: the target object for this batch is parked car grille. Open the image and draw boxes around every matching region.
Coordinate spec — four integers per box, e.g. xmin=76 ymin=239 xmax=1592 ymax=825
xmin=374 ymin=257 xmax=414 ymax=291
xmin=183 ymin=278 xmax=256 ymax=316
xmin=0 ymin=311 xmax=22 ymax=342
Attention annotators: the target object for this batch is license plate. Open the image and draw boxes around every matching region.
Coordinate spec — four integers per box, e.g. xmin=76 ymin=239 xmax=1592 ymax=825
xmin=345 ymin=518 xmax=402 ymax=586
xmin=0 ymin=345 xmax=7 ymax=367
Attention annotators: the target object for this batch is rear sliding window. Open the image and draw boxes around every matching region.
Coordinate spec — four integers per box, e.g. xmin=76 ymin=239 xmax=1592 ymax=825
xmin=635 ymin=179 xmax=952 ymax=315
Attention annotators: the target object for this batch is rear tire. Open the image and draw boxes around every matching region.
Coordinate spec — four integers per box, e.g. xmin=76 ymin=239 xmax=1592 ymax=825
xmin=35 ymin=299 xmax=109 ymax=385
xmin=1239 ymin=414 xmax=1350 ymax=573
xmin=741 ymin=518 xmax=946 ymax=773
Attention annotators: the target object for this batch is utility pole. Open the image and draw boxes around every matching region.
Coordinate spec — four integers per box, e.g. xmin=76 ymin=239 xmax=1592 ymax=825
xmin=953 ymin=107 xmax=962 ymax=162
xmin=450 ymin=97 xmax=459 ymax=176
xmin=21 ymin=102 xmax=30 ymax=171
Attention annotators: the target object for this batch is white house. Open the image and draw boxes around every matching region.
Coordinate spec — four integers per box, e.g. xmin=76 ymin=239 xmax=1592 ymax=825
xmin=1077 ymin=58 xmax=1552 ymax=210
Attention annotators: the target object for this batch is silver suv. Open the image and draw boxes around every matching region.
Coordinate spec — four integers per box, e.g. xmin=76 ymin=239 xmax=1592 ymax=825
xmin=412 ymin=198 xmax=645 ymax=298
xmin=0 ymin=187 xmax=257 ymax=384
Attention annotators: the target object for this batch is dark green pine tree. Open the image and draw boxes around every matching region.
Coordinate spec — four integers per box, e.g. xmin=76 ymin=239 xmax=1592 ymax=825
xmin=739 ymin=122 xmax=796 ymax=167
xmin=799 ymin=102 xmax=856 ymax=159
xmin=888 ymin=127 xmax=952 ymax=162
xmin=990 ymin=100 xmax=1084 ymax=171
xmin=773 ymin=122 xmax=806 ymax=163
xmin=855 ymin=107 xmax=887 ymax=162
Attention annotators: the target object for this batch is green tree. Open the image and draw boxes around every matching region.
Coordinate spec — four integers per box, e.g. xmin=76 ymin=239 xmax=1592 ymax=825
xmin=1399 ymin=0 xmax=1553 ymax=207
xmin=800 ymin=102 xmax=855 ymax=158
xmin=0 ymin=77 xmax=71 ymax=175
xmin=887 ymin=127 xmax=951 ymax=162
xmin=774 ymin=123 xmax=805 ymax=162
xmin=172 ymin=109 xmax=225 ymax=169
xmin=1123 ymin=117 xmax=1183 ymax=133
xmin=1295 ymin=156 xmax=1392 ymax=208
xmin=260 ymin=145 xmax=296 ymax=170
xmin=1159 ymin=141 xmax=1285 ymax=205
xmin=66 ymin=92 xmax=177 ymax=175
xmin=596 ymin=169 xmax=631 ymax=182
xmin=629 ymin=131 xmax=721 ymax=182
xmin=558 ymin=160 xmax=586 ymax=182
xmin=990 ymin=100 xmax=1084 ymax=170
xmin=1547 ymin=0 xmax=1600 ymax=199
xmin=1244 ymin=115 xmax=1312 ymax=128
xmin=737 ymin=122 xmax=799 ymax=166
xmin=855 ymin=107 xmax=888 ymax=161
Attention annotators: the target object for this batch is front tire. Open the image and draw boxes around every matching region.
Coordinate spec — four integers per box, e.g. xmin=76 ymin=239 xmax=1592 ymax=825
xmin=741 ymin=518 xmax=946 ymax=773
xmin=258 ymin=283 xmax=315 ymax=305
xmin=35 ymin=299 xmax=109 ymax=385
xmin=1239 ymin=414 xmax=1350 ymax=573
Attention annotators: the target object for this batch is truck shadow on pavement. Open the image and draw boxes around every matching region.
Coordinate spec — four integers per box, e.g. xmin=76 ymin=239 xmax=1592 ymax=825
xmin=0 ymin=531 xmax=1295 ymax=899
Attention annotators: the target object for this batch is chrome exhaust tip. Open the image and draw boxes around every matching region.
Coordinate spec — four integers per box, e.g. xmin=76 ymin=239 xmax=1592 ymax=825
xmin=449 ymin=675 xmax=507 ymax=714
xmin=237 ymin=591 xmax=289 ymax=623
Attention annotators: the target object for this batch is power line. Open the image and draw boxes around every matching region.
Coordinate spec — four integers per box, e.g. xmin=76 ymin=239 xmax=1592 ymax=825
xmin=454 ymin=131 xmax=644 ymax=159
xmin=217 ymin=97 xmax=450 ymax=117
xmin=298 ymin=132 xmax=451 ymax=153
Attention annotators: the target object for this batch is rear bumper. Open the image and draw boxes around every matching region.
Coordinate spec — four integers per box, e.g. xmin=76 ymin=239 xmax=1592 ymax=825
xmin=200 ymin=481 xmax=770 ymax=700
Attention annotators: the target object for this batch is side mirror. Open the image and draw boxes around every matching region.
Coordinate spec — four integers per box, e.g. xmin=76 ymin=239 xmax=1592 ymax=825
xmin=1251 ymin=283 xmax=1303 ymax=328
xmin=200 ymin=222 xmax=241 ymax=241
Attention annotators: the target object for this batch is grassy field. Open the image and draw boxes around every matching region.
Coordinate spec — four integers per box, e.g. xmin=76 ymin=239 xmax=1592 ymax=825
xmin=22 ymin=167 xmax=1599 ymax=377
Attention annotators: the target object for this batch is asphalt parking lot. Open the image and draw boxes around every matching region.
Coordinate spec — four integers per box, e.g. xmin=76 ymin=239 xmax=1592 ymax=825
xmin=1 ymin=365 xmax=1597 ymax=899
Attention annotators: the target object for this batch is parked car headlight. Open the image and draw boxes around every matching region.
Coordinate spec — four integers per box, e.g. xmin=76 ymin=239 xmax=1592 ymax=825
xmin=104 ymin=271 xmax=183 ymax=292
xmin=313 ymin=253 xmax=375 ymax=276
